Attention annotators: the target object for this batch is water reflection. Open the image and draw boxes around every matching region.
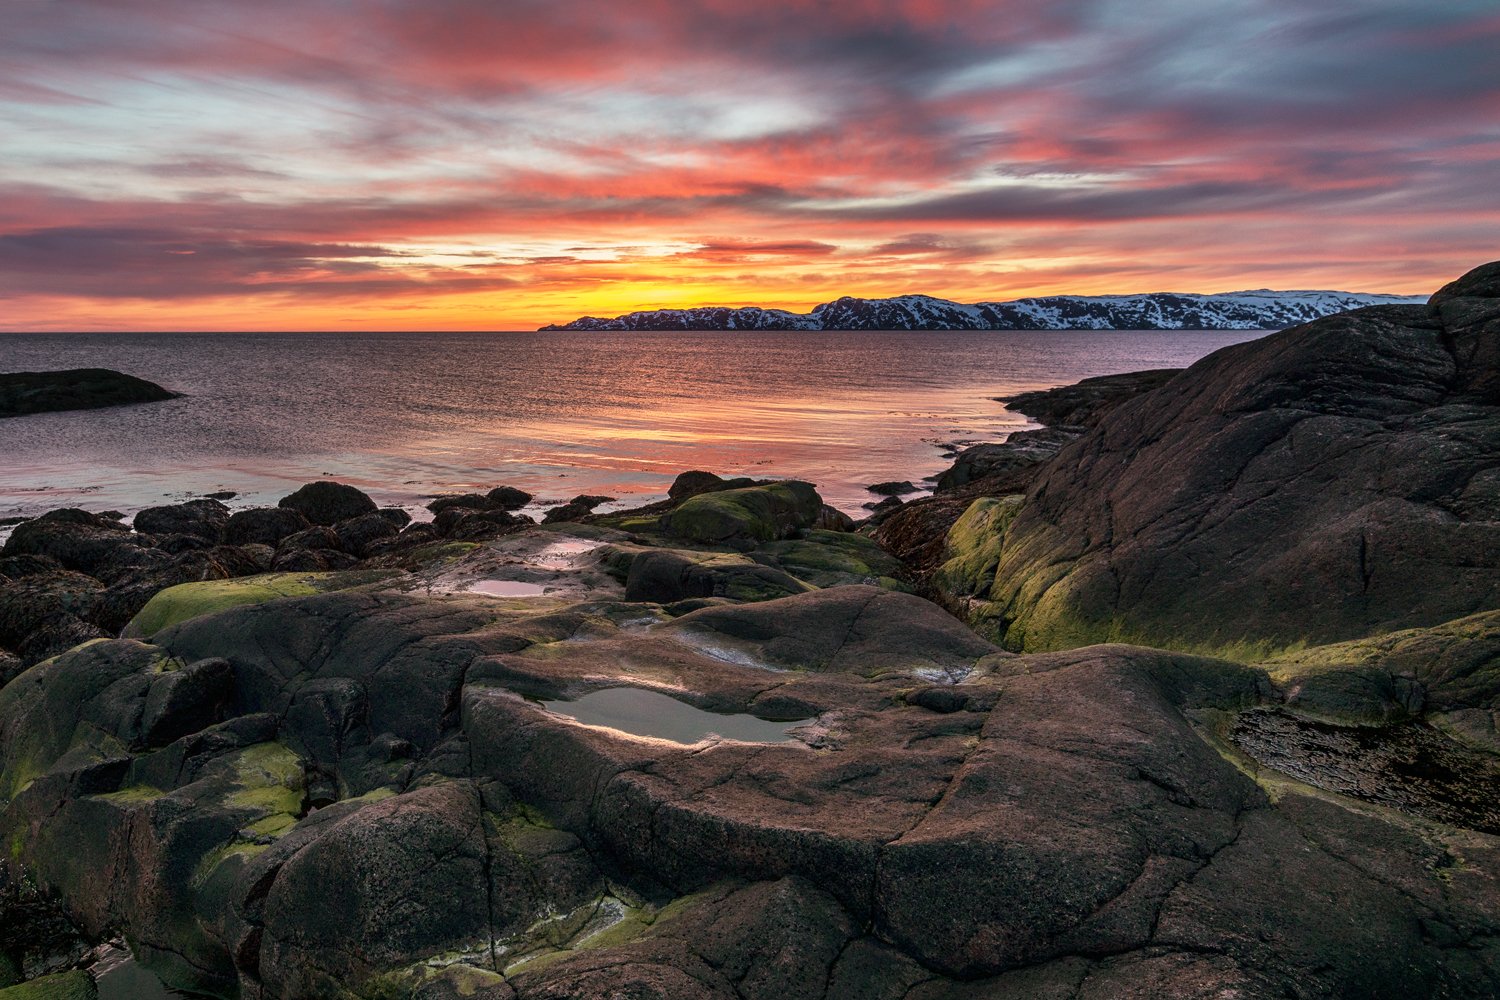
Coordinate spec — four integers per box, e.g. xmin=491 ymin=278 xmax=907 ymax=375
xmin=542 ymin=686 xmax=811 ymax=744
xmin=0 ymin=329 xmax=1264 ymax=520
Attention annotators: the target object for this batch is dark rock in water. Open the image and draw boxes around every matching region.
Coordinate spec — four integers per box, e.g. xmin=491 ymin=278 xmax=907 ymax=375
xmin=278 ymin=482 xmax=377 ymax=526
xmin=956 ymin=262 xmax=1500 ymax=654
xmin=375 ymin=507 xmax=411 ymax=529
xmin=669 ymin=470 xmax=725 ymax=501
xmin=934 ymin=426 xmax=1075 ymax=492
xmin=1 ymin=509 xmax=157 ymax=578
xmin=867 ymin=480 xmax=917 ymax=496
xmin=863 ymin=495 xmax=903 ymax=513
xmin=431 ymin=487 xmax=534 ymax=516
xmin=485 ymin=485 xmax=533 ymax=510
xmin=223 ymin=507 xmax=310 ymax=547
xmin=152 ymin=532 xmax=213 ymax=555
xmin=202 ymin=491 xmax=237 ymax=501
xmin=541 ymin=494 xmax=613 ymax=524
xmin=999 ymin=368 xmax=1183 ymax=429
xmin=0 ymin=368 xmax=177 ymax=418
xmin=426 ymin=493 xmax=493 ymax=515
xmin=667 ymin=470 xmax=761 ymax=502
xmin=133 ymin=498 xmax=229 ymax=543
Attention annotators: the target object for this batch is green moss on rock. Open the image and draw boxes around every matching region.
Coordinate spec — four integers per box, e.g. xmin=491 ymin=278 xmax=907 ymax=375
xmin=124 ymin=569 xmax=403 ymax=638
xmin=759 ymin=530 xmax=906 ymax=589
xmin=933 ymin=496 xmax=1023 ymax=599
xmin=225 ymin=743 xmax=305 ymax=817
xmin=664 ymin=481 xmax=823 ymax=546
xmin=0 ymin=971 xmax=97 ymax=1000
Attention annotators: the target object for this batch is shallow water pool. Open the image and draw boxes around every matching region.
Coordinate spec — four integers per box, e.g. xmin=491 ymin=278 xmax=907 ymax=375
xmin=542 ymin=686 xmax=810 ymax=744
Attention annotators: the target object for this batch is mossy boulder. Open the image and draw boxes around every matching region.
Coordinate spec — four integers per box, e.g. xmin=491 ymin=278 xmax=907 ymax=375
xmin=756 ymin=530 xmax=905 ymax=590
xmin=0 ymin=971 xmax=96 ymax=1000
xmin=122 ymin=570 xmax=402 ymax=639
xmin=663 ymin=482 xmax=823 ymax=547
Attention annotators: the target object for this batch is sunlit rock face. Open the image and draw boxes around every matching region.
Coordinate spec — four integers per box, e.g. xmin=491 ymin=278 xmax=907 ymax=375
xmin=944 ymin=261 xmax=1500 ymax=657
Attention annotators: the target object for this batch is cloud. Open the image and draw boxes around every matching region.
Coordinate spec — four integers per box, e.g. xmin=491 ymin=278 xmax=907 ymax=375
xmin=0 ymin=0 xmax=1496 ymax=327
xmin=0 ymin=225 xmax=518 ymax=300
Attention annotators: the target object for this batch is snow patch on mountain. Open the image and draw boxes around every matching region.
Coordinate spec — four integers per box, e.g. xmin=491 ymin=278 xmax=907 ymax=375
xmin=540 ymin=289 xmax=1426 ymax=331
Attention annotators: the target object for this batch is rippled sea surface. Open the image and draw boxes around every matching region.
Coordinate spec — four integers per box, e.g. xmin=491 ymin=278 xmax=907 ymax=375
xmin=0 ymin=329 xmax=1264 ymax=519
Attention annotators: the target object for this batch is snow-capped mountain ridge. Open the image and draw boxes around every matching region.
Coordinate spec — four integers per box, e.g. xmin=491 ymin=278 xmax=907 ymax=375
xmin=541 ymin=289 xmax=1426 ymax=331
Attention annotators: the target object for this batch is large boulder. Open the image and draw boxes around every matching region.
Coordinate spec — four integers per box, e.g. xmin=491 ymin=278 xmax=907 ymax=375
xmin=223 ymin=508 xmax=310 ymax=547
xmin=132 ymin=500 xmax=229 ymax=544
xmin=1 ymin=510 xmax=158 ymax=579
xmin=960 ymin=263 xmax=1500 ymax=654
xmin=664 ymin=482 xmax=824 ymax=547
xmin=277 ymin=483 xmax=377 ymax=526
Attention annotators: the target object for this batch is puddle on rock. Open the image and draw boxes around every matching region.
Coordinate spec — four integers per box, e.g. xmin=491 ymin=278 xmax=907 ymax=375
xmin=542 ymin=686 xmax=810 ymax=745
xmin=463 ymin=579 xmax=549 ymax=597
xmin=1230 ymin=708 xmax=1500 ymax=834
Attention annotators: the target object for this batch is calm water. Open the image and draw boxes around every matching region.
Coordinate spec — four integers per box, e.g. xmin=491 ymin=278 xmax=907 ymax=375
xmin=0 ymin=330 xmax=1264 ymax=521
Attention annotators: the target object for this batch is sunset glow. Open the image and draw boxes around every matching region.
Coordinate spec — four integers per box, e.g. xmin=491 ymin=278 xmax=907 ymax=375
xmin=3 ymin=1 xmax=1497 ymax=330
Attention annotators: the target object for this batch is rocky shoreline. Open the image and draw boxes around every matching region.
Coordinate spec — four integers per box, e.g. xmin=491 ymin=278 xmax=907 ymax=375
xmin=0 ymin=261 xmax=1498 ymax=998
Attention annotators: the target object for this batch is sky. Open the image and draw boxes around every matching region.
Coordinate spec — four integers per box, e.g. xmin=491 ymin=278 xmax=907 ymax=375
xmin=1 ymin=0 xmax=1497 ymax=331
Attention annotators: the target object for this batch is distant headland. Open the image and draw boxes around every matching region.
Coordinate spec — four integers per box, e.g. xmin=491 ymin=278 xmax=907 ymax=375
xmin=541 ymin=288 xmax=1424 ymax=331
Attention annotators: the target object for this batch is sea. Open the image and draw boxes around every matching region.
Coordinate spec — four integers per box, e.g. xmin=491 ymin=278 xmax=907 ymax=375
xmin=0 ymin=329 xmax=1266 ymax=525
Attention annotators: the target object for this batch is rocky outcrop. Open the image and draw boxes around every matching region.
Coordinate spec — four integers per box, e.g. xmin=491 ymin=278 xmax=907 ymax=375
xmin=942 ymin=261 xmax=1500 ymax=656
xmin=874 ymin=370 xmax=1179 ymax=580
xmin=999 ymin=368 xmax=1183 ymax=429
xmin=0 ymin=369 xmax=177 ymax=419
xmin=663 ymin=481 xmax=823 ymax=547
xmin=278 ymin=482 xmax=378 ymax=526
xmin=0 ymin=566 xmax=1494 ymax=998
